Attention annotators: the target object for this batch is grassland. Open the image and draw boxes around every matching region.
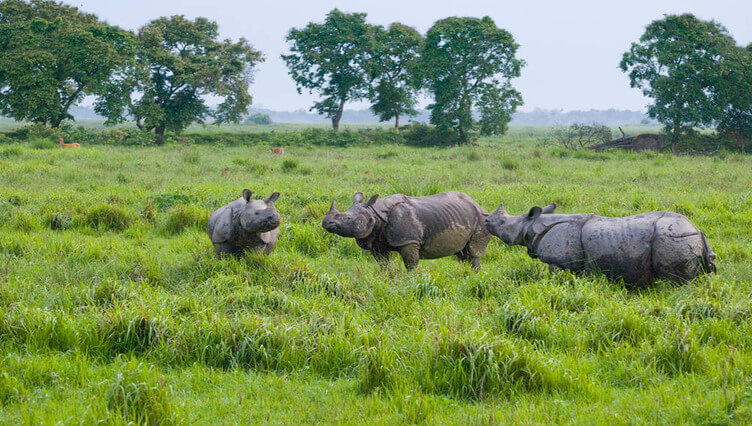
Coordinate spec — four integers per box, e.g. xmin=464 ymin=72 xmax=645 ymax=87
xmin=1 ymin=129 xmax=751 ymax=424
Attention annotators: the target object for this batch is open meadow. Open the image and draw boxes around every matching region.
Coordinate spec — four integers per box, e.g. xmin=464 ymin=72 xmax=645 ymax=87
xmin=1 ymin=130 xmax=751 ymax=423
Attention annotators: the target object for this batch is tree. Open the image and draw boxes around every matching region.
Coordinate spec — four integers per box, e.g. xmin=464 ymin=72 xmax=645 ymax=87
xmin=714 ymin=44 xmax=752 ymax=152
xmin=0 ymin=0 xmax=134 ymax=127
xmin=100 ymin=15 xmax=263 ymax=141
xmin=422 ymin=16 xmax=524 ymax=143
xmin=620 ymin=14 xmax=735 ymax=152
xmin=367 ymin=23 xmax=423 ymax=130
xmin=282 ymin=9 xmax=372 ymax=130
xmin=246 ymin=112 xmax=272 ymax=125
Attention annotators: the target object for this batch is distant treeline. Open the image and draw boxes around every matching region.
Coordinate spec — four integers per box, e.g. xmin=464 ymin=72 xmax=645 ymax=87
xmin=61 ymin=106 xmax=655 ymax=126
xmin=246 ymin=108 xmax=654 ymax=126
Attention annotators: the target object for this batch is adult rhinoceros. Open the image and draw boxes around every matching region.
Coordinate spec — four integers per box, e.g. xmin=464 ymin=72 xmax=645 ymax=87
xmin=322 ymin=192 xmax=492 ymax=271
xmin=486 ymin=204 xmax=716 ymax=285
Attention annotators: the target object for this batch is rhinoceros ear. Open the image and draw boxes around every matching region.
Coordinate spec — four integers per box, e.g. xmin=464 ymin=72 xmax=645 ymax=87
xmin=264 ymin=192 xmax=280 ymax=204
xmin=527 ymin=206 xmax=542 ymax=220
xmin=541 ymin=203 xmax=557 ymax=214
xmin=364 ymin=194 xmax=379 ymax=207
xmin=353 ymin=192 xmax=364 ymax=204
xmin=242 ymin=189 xmax=252 ymax=202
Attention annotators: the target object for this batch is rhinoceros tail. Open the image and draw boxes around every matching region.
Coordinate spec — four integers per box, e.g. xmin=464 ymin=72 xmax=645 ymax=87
xmin=700 ymin=232 xmax=716 ymax=274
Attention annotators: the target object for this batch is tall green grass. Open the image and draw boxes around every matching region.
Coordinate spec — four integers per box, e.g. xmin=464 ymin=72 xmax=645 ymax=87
xmin=0 ymin=135 xmax=751 ymax=423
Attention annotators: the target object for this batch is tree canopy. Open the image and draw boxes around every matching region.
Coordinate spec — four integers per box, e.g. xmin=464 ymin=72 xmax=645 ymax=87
xmin=0 ymin=0 xmax=133 ymax=127
xmin=367 ymin=23 xmax=423 ymax=130
xmin=422 ymin=16 xmax=524 ymax=142
xmin=282 ymin=9 xmax=373 ymax=130
xmin=98 ymin=15 xmax=263 ymax=140
xmin=620 ymin=14 xmax=736 ymax=151
xmin=714 ymin=44 xmax=752 ymax=151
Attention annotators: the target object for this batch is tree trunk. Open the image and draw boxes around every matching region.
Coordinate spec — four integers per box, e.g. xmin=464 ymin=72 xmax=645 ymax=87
xmin=331 ymin=98 xmax=345 ymax=131
xmin=394 ymin=112 xmax=400 ymax=132
xmin=671 ymin=122 xmax=680 ymax=154
xmin=458 ymin=126 xmax=467 ymax=144
xmin=155 ymin=125 xmax=166 ymax=143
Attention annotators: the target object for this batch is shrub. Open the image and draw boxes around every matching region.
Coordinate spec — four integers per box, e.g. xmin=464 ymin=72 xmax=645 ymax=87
xmin=163 ymin=205 xmax=209 ymax=235
xmin=86 ymin=205 xmax=135 ymax=232
xmin=29 ymin=138 xmax=56 ymax=150
xmin=547 ymin=123 xmax=613 ymax=150
xmin=246 ymin=113 xmax=272 ymax=125
xmin=466 ymin=150 xmax=481 ymax=161
xmin=400 ymin=123 xmax=463 ymax=147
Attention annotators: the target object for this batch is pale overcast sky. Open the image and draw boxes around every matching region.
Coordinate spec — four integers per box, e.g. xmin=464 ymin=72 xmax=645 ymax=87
xmin=70 ymin=0 xmax=751 ymax=112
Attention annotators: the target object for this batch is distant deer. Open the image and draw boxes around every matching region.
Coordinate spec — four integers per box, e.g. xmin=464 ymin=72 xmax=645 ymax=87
xmin=271 ymin=147 xmax=284 ymax=155
xmin=59 ymin=136 xmax=80 ymax=149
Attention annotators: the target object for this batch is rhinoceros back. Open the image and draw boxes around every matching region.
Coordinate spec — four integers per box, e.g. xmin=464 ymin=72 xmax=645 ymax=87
xmin=581 ymin=212 xmax=660 ymax=284
xmin=407 ymin=192 xmax=486 ymax=258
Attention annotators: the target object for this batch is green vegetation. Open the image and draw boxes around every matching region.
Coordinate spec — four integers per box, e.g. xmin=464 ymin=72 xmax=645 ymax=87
xmin=0 ymin=0 xmax=133 ymax=127
xmin=621 ymin=13 xmax=752 ymax=152
xmin=1 ymin=131 xmax=751 ymax=423
xmin=423 ymin=16 xmax=523 ymax=142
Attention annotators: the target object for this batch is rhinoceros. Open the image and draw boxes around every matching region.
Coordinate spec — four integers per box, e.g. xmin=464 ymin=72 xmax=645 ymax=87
xmin=322 ymin=191 xmax=499 ymax=271
xmin=485 ymin=204 xmax=716 ymax=285
xmin=207 ymin=189 xmax=281 ymax=258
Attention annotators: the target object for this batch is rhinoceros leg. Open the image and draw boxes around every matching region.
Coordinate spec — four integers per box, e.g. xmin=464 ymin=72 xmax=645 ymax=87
xmin=398 ymin=243 xmax=420 ymax=271
xmin=371 ymin=247 xmax=391 ymax=269
xmin=465 ymin=229 xmax=491 ymax=271
xmin=262 ymin=241 xmax=277 ymax=255
xmin=214 ymin=242 xmax=240 ymax=259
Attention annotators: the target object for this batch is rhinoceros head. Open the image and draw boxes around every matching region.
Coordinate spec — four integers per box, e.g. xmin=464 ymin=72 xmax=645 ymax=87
xmin=238 ymin=189 xmax=281 ymax=233
xmin=321 ymin=192 xmax=379 ymax=238
xmin=486 ymin=203 xmax=556 ymax=245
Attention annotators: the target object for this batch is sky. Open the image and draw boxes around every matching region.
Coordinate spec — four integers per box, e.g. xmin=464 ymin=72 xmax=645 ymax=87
xmin=70 ymin=0 xmax=752 ymax=113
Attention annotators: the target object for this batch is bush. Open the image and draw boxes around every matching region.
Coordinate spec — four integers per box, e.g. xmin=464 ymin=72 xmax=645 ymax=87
xmin=547 ymin=123 xmax=613 ymax=150
xmin=86 ymin=205 xmax=135 ymax=232
xmin=400 ymin=123 xmax=463 ymax=147
xmin=163 ymin=205 xmax=209 ymax=235
xmin=246 ymin=113 xmax=272 ymax=125
xmin=5 ymin=124 xmax=60 ymax=141
xmin=29 ymin=138 xmax=56 ymax=150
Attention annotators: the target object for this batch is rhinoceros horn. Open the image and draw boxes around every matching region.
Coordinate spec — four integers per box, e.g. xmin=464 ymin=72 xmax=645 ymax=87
xmin=493 ymin=203 xmax=508 ymax=216
xmin=329 ymin=200 xmax=337 ymax=213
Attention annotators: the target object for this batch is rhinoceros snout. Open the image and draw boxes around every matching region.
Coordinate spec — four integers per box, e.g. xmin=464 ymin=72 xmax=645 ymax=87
xmin=321 ymin=219 xmax=337 ymax=232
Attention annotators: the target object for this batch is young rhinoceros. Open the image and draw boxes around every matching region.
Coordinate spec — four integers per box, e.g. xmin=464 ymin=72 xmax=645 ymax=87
xmin=486 ymin=205 xmax=716 ymax=285
xmin=321 ymin=191 xmax=492 ymax=271
xmin=207 ymin=189 xmax=281 ymax=258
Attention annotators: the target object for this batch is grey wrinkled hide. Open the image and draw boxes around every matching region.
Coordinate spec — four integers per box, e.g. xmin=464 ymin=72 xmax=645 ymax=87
xmin=207 ymin=189 xmax=281 ymax=258
xmin=486 ymin=205 xmax=716 ymax=285
xmin=322 ymin=191 xmax=492 ymax=271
